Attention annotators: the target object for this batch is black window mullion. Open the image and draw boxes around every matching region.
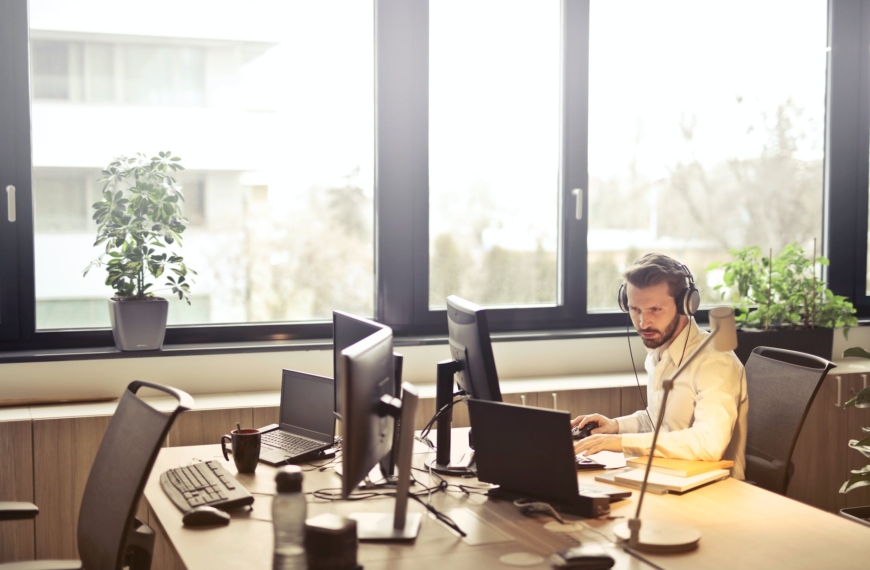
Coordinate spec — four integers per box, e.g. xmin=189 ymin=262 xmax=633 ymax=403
xmin=0 ymin=0 xmax=31 ymax=342
xmin=826 ymin=0 xmax=870 ymax=314
xmin=374 ymin=0 xmax=429 ymax=333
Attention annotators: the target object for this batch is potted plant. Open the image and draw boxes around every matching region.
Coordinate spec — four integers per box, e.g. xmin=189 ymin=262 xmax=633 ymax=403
xmin=707 ymin=242 xmax=857 ymax=363
xmin=838 ymin=347 xmax=870 ymax=527
xmin=83 ymin=151 xmax=196 ymax=351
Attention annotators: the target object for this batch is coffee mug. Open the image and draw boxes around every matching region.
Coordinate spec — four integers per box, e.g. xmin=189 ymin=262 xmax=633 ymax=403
xmin=221 ymin=428 xmax=261 ymax=474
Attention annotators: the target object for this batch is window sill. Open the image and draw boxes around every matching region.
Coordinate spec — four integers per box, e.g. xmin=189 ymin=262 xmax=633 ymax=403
xmin=0 ymin=326 xmax=637 ymax=365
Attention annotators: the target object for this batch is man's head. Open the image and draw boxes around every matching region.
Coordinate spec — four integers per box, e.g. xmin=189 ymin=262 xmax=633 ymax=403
xmin=620 ymin=254 xmax=696 ymax=349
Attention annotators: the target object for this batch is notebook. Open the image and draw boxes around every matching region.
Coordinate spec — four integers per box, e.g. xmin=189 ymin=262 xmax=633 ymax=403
xmin=605 ymin=467 xmax=730 ymax=494
xmin=257 ymin=370 xmax=336 ymax=466
xmin=625 ymin=457 xmax=734 ymax=478
xmin=467 ymin=399 xmax=630 ymax=517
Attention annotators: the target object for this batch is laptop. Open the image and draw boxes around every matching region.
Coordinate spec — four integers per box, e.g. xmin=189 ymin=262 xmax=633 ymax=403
xmin=467 ymin=399 xmax=630 ymax=517
xmin=258 ymin=370 xmax=336 ymax=466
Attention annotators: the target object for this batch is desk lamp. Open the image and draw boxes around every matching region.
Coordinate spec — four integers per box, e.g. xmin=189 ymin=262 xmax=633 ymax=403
xmin=613 ymin=306 xmax=737 ymax=553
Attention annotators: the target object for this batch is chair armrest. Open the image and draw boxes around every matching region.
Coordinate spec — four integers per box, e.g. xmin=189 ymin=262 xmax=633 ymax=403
xmin=0 ymin=502 xmax=38 ymax=521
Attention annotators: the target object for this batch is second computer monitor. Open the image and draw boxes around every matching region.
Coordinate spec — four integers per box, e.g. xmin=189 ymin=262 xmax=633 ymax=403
xmin=333 ymin=310 xmax=389 ymax=418
xmin=446 ymin=295 xmax=502 ymax=402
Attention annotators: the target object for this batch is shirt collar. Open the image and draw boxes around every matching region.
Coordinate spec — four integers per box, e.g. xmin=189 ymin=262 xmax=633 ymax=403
xmin=646 ymin=317 xmax=698 ymax=365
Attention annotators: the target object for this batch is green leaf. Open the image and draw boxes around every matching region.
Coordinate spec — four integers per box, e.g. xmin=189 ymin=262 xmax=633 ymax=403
xmin=843 ymin=347 xmax=870 ymax=360
xmin=848 ymin=436 xmax=870 ymax=458
xmin=844 ymin=386 xmax=870 ymax=409
xmin=840 ymin=465 xmax=870 ymax=493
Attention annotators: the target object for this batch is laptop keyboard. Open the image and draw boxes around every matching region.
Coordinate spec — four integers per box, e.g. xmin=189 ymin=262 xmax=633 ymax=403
xmin=262 ymin=430 xmax=323 ymax=455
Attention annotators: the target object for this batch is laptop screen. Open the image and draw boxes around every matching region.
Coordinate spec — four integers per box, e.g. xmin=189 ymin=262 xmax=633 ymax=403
xmin=280 ymin=370 xmax=335 ymax=439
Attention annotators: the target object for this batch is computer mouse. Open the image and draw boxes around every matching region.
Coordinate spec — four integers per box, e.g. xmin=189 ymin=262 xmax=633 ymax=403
xmin=572 ymin=421 xmax=599 ymax=440
xmin=182 ymin=505 xmax=231 ymax=527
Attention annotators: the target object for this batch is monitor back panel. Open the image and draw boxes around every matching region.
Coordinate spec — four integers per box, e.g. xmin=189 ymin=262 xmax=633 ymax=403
xmin=468 ymin=399 xmax=579 ymax=504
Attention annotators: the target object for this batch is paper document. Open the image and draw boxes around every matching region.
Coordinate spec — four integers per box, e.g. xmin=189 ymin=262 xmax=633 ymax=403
xmin=585 ymin=451 xmax=626 ymax=469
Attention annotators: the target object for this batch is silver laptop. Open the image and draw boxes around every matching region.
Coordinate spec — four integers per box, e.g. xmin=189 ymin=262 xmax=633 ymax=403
xmin=258 ymin=370 xmax=336 ymax=466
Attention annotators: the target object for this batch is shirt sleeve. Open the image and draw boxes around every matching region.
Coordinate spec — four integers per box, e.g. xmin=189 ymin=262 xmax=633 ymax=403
xmin=614 ymin=408 xmax=654 ymax=435
xmin=620 ymin=353 xmax=743 ymax=461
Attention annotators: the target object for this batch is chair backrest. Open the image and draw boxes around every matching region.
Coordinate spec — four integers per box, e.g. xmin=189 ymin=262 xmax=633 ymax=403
xmin=77 ymin=381 xmax=193 ymax=569
xmin=744 ymin=346 xmax=834 ymax=495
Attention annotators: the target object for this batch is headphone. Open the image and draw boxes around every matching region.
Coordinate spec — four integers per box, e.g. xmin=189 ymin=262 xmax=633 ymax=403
xmin=617 ymin=260 xmax=700 ymax=317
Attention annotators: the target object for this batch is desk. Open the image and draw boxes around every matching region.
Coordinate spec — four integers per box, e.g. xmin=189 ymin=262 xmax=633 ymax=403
xmin=143 ymin=440 xmax=870 ymax=570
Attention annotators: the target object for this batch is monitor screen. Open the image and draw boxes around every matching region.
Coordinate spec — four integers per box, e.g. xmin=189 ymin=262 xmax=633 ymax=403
xmin=279 ymin=370 xmax=335 ymax=439
xmin=340 ymin=326 xmax=396 ymax=497
xmin=446 ymin=295 xmax=502 ymax=402
xmin=333 ymin=311 xmax=388 ymax=418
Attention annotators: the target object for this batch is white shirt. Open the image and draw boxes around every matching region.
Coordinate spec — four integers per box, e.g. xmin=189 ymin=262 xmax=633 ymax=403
xmin=615 ymin=318 xmax=748 ymax=480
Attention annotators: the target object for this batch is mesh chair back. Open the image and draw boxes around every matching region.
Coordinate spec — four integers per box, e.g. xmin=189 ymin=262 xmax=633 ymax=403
xmin=744 ymin=346 xmax=834 ymax=495
xmin=77 ymin=381 xmax=192 ymax=569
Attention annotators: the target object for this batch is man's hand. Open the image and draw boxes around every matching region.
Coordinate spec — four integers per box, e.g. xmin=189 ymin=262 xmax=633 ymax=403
xmin=571 ymin=413 xmax=618 ymax=434
xmin=574 ymin=434 xmax=623 ymax=455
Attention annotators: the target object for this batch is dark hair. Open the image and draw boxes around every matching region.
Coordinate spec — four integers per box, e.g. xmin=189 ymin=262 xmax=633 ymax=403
xmin=622 ymin=253 xmax=689 ymax=301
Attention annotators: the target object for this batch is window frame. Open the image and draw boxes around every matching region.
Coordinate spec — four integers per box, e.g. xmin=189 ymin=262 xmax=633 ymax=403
xmin=1 ymin=0 xmax=867 ymax=353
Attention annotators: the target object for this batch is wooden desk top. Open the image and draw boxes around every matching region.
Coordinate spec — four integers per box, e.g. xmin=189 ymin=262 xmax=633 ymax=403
xmin=144 ymin=444 xmax=870 ymax=570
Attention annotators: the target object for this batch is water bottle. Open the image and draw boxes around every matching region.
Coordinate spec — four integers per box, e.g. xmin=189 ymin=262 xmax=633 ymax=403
xmin=273 ymin=465 xmax=307 ymax=570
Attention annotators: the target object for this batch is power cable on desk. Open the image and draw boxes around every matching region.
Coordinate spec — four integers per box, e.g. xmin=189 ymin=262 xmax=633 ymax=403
xmin=415 ymin=391 xmax=468 ymax=449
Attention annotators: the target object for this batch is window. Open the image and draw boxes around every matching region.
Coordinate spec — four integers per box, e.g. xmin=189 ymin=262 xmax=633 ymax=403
xmin=429 ymin=0 xmax=561 ymax=309
xmin=587 ymin=0 xmax=827 ymax=310
xmin=24 ymin=0 xmax=375 ymax=336
xmin=1 ymin=0 xmax=868 ymax=351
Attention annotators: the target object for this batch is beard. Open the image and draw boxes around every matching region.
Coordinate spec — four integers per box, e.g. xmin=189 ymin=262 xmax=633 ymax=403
xmin=638 ymin=311 xmax=682 ymax=349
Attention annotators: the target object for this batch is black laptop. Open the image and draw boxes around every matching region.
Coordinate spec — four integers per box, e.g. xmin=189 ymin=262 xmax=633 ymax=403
xmin=467 ymin=399 xmax=630 ymax=515
xmin=258 ymin=370 xmax=336 ymax=466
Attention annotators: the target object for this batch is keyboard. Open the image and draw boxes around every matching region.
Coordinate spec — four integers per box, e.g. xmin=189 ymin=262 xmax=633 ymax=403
xmin=160 ymin=461 xmax=254 ymax=513
xmin=262 ymin=430 xmax=324 ymax=456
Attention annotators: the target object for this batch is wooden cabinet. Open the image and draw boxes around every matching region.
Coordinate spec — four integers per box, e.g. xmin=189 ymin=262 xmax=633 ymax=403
xmin=0 ymin=420 xmax=34 ymax=563
xmin=788 ymin=372 xmax=870 ymax=513
xmin=32 ymin=416 xmax=112 ymax=559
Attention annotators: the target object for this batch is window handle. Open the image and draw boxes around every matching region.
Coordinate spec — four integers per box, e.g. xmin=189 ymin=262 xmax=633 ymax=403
xmin=572 ymin=188 xmax=583 ymax=220
xmin=835 ymin=375 xmax=842 ymax=407
xmin=552 ymin=392 xmax=558 ymax=410
xmin=863 ymin=374 xmax=867 ymax=391
xmin=5 ymin=185 xmax=15 ymax=222
xmin=520 ymin=394 xmax=526 ymax=407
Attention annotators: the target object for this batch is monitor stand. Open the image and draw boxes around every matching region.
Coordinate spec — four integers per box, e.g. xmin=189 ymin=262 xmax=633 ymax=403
xmin=427 ymin=360 xmax=476 ymax=476
xmin=350 ymin=383 xmax=422 ymax=541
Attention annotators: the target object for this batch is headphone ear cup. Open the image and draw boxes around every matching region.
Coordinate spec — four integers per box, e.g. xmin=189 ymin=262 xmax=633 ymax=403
xmin=617 ymin=283 xmax=628 ymax=312
xmin=685 ymin=286 xmax=700 ymax=317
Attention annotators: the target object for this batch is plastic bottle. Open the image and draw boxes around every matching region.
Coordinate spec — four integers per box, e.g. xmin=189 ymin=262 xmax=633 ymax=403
xmin=273 ymin=465 xmax=307 ymax=570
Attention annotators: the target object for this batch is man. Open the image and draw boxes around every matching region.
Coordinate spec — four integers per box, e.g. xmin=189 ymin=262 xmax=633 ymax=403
xmin=573 ymin=253 xmax=748 ymax=480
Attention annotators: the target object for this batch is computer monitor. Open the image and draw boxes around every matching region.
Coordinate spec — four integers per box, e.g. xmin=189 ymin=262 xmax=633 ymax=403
xmin=333 ymin=310 xmax=388 ymax=418
xmin=340 ymin=327 xmax=421 ymax=540
xmin=431 ymin=296 xmax=503 ymax=474
xmin=446 ymin=295 xmax=502 ymax=402
xmin=333 ymin=310 xmax=403 ymax=480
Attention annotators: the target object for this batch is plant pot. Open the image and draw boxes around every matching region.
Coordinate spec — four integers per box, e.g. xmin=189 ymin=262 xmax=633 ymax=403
xmin=108 ymin=297 xmax=169 ymax=351
xmin=733 ymin=327 xmax=834 ymax=365
xmin=840 ymin=506 xmax=870 ymax=528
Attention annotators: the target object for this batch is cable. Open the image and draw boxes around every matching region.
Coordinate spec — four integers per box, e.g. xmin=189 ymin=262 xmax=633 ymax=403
xmin=627 ymin=313 xmax=654 ymax=426
xmin=416 ymin=391 xmax=468 ymax=448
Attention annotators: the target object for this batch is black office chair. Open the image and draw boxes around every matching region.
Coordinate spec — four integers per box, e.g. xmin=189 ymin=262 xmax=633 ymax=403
xmin=0 ymin=380 xmax=193 ymax=570
xmin=744 ymin=346 xmax=835 ymax=495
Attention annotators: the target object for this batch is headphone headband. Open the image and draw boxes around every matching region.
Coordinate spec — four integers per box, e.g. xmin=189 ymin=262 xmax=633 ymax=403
xmin=617 ymin=260 xmax=700 ymax=317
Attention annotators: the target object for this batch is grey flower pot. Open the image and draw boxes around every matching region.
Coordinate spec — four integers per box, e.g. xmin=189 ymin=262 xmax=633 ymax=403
xmin=108 ymin=297 xmax=169 ymax=351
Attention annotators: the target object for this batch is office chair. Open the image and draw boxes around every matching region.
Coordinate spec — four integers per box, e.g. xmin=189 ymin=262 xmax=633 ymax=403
xmin=0 ymin=380 xmax=193 ymax=570
xmin=744 ymin=346 xmax=835 ymax=495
